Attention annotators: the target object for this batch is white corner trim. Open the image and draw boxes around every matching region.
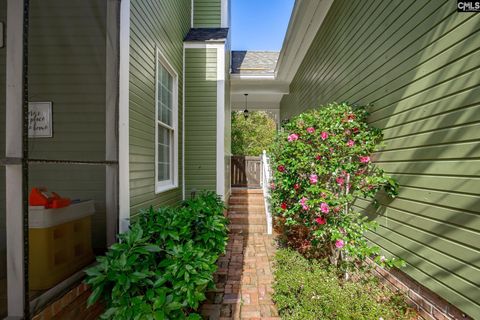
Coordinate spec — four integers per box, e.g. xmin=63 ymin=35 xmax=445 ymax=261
xmin=5 ymin=0 xmax=25 ymax=316
xmin=221 ymin=0 xmax=229 ymax=28
xmin=214 ymin=43 xmax=226 ymax=198
xmin=106 ymin=0 xmax=119 ymax=246
xmin=182 ymin=46 xmax=186 ymax=200
xmin=154 ymin=47 xmax=179 ymax=195
xmin=276 ymin=0 xmax=334 ymax=82
xmin=191 ymin=0 xmax=194 ymax=28
xmin=184 ymin=41 xmax=226 ymax=48
xmin=118 ymin=0 xmax=131 ymax=233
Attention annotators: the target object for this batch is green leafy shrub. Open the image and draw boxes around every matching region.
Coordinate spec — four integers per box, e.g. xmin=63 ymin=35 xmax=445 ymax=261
xmin=85 ymin=191 xmax=228 ymax=320
xmin=270 ymin=102 xmax=402 ymax=270
xmin=273 ymin=249 xmax=415 ymax=320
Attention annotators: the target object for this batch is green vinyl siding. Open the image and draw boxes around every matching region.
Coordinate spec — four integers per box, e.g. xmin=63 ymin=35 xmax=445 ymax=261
xmin=129 ymin=0 xmax=191 ymax=213
xmin=184 ymin=48 xmax=218 ymax=193
xmin=280 ymin=0 xmax=480 ymax=317
xmin=193 ymin=0 xmax=221 ymax=28
xmin=27 ymin=0 xmax=107 ymax=248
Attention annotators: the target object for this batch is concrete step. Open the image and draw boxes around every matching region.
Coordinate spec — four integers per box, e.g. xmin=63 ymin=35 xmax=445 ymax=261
xmin=229 ymin=224 xmax=267 ymax=234
xmin=228 ymin=213 xmax=266 ymax=225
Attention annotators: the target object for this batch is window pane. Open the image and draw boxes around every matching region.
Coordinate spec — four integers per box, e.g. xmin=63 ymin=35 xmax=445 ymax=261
xmin=158 ymin=126 xmax=171 ymax=182
xmin=161 ymin=66 xmax=169 ymax=87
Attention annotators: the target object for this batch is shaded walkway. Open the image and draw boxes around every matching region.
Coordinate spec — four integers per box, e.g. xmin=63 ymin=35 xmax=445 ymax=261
xmin=200 ymin=189 xmax=279 ymax=319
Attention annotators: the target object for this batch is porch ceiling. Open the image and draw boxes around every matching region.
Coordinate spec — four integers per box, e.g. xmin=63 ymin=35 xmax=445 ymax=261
xmin=230 ymin=51 xmax=288 ymax=111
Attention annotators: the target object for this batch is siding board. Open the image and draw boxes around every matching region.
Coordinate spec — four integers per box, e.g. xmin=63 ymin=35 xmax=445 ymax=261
xmin=193 ymin=0 xmax=221 ymax=27
xmin=129 ymin=0 xmax=191 ymax=214
xmin=280 ymin=0 xmax=480 ymax=316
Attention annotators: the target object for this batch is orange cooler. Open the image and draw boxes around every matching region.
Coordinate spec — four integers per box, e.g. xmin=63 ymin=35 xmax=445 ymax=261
xmin=28 ymin=200 xmax=95 ymax=290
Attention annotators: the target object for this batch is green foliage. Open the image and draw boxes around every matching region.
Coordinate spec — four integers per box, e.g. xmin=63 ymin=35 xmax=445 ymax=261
xmin=273 ymin=249 xmax=415 ymax=320
xmin=269 ymin=102 xmax=402 ymax=270
xmin=231 ymin=110 xmax=277 ymax=156
xmin=85 ymin=191 xmax=228 ymax=320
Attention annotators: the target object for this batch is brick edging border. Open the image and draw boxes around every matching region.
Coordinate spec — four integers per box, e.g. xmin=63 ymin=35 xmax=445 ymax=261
xmin=369 ymin=259 xmax=472 ymax=320
xmin=32 ymin=282 xmax=104 ymax=320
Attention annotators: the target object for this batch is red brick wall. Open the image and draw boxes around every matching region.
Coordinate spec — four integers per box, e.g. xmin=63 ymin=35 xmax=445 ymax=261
xmin=32 ymin=283 xmax=104 ymax=320
xmin=370 ymin=261 xmax=472 ymax=320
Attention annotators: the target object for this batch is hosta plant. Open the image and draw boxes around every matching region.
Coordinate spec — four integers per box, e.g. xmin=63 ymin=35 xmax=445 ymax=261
xmin=270 ymin=102 xmax=402 ymax=271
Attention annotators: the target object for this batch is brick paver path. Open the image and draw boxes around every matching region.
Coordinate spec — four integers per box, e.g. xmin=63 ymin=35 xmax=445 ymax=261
xmin=200 ymin=188 xmax=280 ymax=320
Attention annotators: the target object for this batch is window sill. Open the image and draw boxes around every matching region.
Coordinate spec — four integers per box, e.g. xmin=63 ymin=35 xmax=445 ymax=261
xmin=155 ymin=183 xmax=178 ymax=194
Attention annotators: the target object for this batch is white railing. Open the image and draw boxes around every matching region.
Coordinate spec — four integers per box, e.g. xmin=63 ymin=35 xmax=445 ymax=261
xmin=261 ymin=150 xmax=273 ymax=234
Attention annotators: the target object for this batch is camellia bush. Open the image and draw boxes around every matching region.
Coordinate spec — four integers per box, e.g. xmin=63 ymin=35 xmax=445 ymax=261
xmin=270 ymin=102 xmax=402 ymax=271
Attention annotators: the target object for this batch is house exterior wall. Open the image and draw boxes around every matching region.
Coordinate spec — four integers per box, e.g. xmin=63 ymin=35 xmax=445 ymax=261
xmin=128 ymin=0 xmax=191 ymax=214
xmin=280 ymin=0 xmax=480 ymax=317
xmin=193 ymin=0 xmax=221 ymax=28
xmin=27 ymin=0 xmax=108 ymax=249
xmin=184 ymin=48 xmax=218 ymax=194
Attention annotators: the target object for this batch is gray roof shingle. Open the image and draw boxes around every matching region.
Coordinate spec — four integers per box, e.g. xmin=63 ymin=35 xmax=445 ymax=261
xmin=184 ymin=28 xmax=229 ymax=42
xmin=231 ymin=51 xmax=279 ymax=75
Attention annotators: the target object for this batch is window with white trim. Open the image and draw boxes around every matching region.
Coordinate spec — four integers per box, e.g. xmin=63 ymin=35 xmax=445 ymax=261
xmin=155 ymin=49 xmax=178 ymax=193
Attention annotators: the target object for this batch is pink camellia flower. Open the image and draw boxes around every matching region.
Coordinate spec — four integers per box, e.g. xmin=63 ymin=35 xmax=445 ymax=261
xmin=353 ymin=127 xmax=360 ymax=134
xmin=281 ymin=202 xmax=287 ymax=210
xmin=315 ymin=217 xmax=326 ymax=225
xmin=347 ymin=140 xmax=355 ymax=147
xmin=321 ymin=131 xmax=329 ymax=140
xmin=288 ymin=133 xmax=299 ymax=141
xmin=294 ymin=183 xmax=300 ymax=190
xmin=336 ymin=177 xmax=345 ymax=185
xmin=300 ymin=197 xmax=309 ymax=210
xmin=345 ymin=129 xmax=351 ymax=135
xmin=320 ymin=202 xmax=330 ymax=214
xmin=277 ymin=165 xmax=286 ymax=172
xmin=309 ymin=174 xmax=318 ymax=184
xmin=335 ymin=239 xmax=345 ymax=249
xmin=315 ymin=154 xmax=322 ymax=161
xmin=306 ymin=127 xmax=315 ymax=134
xmin=359 ymin=156 xmax=371 ymax=163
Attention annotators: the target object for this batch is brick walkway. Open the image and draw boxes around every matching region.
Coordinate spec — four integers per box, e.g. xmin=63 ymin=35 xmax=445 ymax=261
xmin=200 ymin=188 xmax=279 ymax=320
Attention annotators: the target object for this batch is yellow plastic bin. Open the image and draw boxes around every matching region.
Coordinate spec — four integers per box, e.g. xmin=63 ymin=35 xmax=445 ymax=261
xmin=28 ymin=200 xmax=95 ymax=290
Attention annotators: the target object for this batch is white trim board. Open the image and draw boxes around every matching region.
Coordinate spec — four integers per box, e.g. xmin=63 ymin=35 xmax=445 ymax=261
xmin=5 ymin=0 xmax=26 ymax=317
xmin=105 ymin=0 xmax=119 ymax=246
xmin=275 ymin=0 xmax=334 ymax=82
xmin=118 ymin=0 xmax=131 ymax=233
xmin=221 ymin=0 xmax=229 ymax=28
xmin=216 ymin=43 xmax=226 ymax=199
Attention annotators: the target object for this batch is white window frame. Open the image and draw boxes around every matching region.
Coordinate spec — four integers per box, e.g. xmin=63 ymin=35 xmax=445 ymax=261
xmin=155 ymin=48 xmax=179 ymax=194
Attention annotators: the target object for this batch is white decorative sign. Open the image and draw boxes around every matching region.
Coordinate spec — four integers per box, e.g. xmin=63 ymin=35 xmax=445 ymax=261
xmin=28 ymin=102 xmax=53 ymax=138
